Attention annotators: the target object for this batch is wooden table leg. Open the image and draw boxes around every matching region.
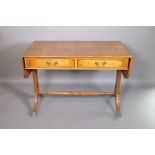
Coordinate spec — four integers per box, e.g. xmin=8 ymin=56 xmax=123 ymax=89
xmin=32 ymin=69 xmax=39 ymax=113
xmin=114 ymin=70 xmax=121 ymax=117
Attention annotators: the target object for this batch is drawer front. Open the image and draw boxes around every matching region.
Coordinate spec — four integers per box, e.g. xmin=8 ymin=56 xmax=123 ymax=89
xmin=25 ymin=58 xmax=75 ymax=68
xmin=77 ymin=58 xmax=128 ymax=69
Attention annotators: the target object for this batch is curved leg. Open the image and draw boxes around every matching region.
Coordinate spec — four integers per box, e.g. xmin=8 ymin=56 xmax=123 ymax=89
xmin=114 ymin=70 xmax=121 ymax=117
xmin=32 ymin=70 xmax=39 ymax=115
xmin=33 ymin=94 xmax=38 ymax=112
xmin=115 ymin=94 xmax=121 ymax=117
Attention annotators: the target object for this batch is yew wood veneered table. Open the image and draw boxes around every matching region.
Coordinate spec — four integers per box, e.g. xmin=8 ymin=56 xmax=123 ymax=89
xmin=21 ymin=41 xmax=132 ymax=117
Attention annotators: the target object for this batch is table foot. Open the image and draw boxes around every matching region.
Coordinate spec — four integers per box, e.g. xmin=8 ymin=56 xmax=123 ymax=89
xmin=33 ymin=95 xmax=38 ymax=109
xmin=32 ymin=96 xmax=38 ymax=117
xmin=115 ymin=94 xmax=120 ymax=114
xmin=32 ymin=111 xmax=37 ymax=118
xmin=116 ymin=112 xmax=121 ymax=117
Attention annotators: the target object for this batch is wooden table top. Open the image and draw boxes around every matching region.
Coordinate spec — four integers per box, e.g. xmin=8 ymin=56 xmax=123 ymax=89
xmin=22 ymin=41 xmax=131 ymax=58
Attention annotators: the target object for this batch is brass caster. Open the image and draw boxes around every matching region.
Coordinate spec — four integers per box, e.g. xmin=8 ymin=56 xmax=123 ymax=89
xmin=116 ymin=112 xmax=121 ymax=118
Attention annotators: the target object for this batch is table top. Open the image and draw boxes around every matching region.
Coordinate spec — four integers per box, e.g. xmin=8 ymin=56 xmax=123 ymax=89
xmin=22 ymin=41 xmax=132 ymax=58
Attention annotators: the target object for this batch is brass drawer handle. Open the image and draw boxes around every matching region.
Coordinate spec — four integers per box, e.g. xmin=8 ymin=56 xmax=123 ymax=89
xmin=46 ymin=61 xmax=51 ymax=65
xmin=102 ymin=61 xmax=107 ymax=65
xmin=95 ymin=62 xmax=99 ymax=66
xmin=54 ymin=61 xmax=58 ymax=65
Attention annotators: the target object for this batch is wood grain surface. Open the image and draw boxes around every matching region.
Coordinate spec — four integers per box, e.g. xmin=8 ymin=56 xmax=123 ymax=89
xmin=22 ymin=41 xmax=131 ymax=57
xmin=21 ymin=41 xmax=132 ymax=78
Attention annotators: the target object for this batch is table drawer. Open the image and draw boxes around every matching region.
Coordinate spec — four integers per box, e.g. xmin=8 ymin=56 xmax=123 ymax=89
xmin=25 ymin=58 xmax=75 ymax=68
xmin=77 ymin=58 xmax=128 ymax=69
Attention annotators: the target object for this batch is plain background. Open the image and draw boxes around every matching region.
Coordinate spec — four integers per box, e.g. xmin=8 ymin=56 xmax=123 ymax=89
xmin=1 ymin=0 xmax=155 ymax=154
xmin=0 ymin=26 xmax=155 ymax=85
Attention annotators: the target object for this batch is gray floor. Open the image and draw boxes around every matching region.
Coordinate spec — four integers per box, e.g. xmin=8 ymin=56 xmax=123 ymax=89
xmin=0 ymin=82 xmax=155 ymax=129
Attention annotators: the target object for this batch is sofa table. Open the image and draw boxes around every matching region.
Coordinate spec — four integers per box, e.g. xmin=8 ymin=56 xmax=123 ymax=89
xmin=21 ymin=41 xmax=132 ymax=117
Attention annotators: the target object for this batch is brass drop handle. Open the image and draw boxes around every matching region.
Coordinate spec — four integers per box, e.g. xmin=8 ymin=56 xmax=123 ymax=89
xmin=102 ymin=61 xmax=107 ymax=65
xmin=54 ymin=61 xmax=58 ymax=65
xmin=95 ymin=62 xmax=99 ymax=66
xmin=46 ymin=61 xmax=51 ymax=65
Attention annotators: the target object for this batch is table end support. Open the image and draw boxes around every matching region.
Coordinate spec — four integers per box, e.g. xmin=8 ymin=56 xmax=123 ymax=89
xmin=114 ymin=70 xmax=122 ymax=117
xmin=32 ymin=69 xmax=39 ymax=115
